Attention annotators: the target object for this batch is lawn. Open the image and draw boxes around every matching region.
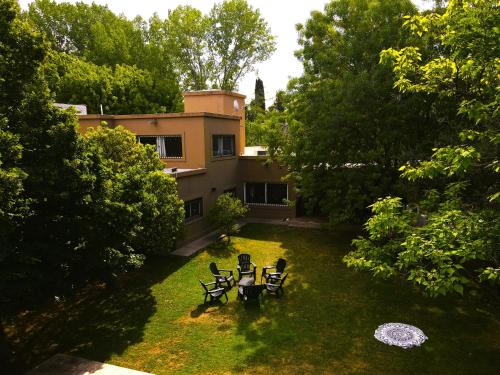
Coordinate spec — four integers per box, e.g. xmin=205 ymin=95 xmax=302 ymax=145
xmin=5 ymin=224 xmax=500 ymax=374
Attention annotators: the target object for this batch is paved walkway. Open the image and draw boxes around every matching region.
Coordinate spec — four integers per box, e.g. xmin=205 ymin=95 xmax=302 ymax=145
xmin=26 ymin=354 xmax=152 ymax=375
xmin=171 ymin=229 xmax=220 ymax=257
xmin=244 ymin=217 xmax=324 ymax=229
xmin=171 ymin=217 xmax=324 ymax=258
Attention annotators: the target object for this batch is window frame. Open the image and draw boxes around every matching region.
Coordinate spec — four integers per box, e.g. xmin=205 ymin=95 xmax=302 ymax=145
xmin=184 ymin=197 xmax=203 ymax=223
xmin=244 ymin=182 xmax=288 ymax=206
xmin=212 ymin=134 xmax=236 ymax=158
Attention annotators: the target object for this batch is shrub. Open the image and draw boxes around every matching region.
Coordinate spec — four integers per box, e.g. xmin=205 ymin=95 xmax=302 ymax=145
xmin=208 ymin=193 xmax=249 ymax=243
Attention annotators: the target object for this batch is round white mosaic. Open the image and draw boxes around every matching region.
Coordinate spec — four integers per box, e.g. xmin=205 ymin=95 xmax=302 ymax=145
xmin=374 ymin=323 xmax=428 ymax=349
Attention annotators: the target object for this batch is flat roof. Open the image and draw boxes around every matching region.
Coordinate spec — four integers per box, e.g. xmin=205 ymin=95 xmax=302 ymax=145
xmin=183 ymin=90 xmax=246 ymax=99
xmin=163 ymin=168 xmax=207 ymax=178
xmin=78 ymin=112 xmax=240 ymax=120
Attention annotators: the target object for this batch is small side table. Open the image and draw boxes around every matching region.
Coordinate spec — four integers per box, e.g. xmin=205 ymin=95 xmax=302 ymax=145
xmin=238 ymin=277 xmax=255 ymax=299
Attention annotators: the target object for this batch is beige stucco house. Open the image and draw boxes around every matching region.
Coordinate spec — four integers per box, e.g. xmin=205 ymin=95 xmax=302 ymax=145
xmin=77 ymin=91 xmax=295 ymax=244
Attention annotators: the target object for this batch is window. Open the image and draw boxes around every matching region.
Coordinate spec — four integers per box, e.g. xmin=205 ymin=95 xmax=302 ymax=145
xmin=244 ymin=182 xmax=288 ymax=206
xmin=212 ymin=135 xmax=235 ymax=157
xmin=138 ymin=136 xmax=156 ymax=146
xmin=267 ymin=183 xmax=288 ymax=205
xmin=184 ymin=198 xmax=203 ymax=222
xmin=245 ymin=183 xmax=266 ymax=204
xmin=137 ymin=135 xmax=182 ymax=158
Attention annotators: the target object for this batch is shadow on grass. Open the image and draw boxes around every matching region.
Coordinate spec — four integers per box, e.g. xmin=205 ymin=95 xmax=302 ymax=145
xmin=230 ymin=224 xmax=500 ymax=374
xmin=190 ymin=300 xmax=228 ymax=318
xmin=205 ymin=240 xmax=238 ymax=258
xmin=4 ymin=255 xmax=189 ymax=373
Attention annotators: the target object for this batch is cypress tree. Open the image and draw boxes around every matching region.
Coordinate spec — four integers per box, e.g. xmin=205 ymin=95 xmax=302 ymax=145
xmin=254 ymin=77 xmax=265 ymax=111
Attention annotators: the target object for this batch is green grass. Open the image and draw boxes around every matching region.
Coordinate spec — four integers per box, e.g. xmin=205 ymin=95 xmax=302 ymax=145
xmin=5 ymin=224 xmax=500 ymax=374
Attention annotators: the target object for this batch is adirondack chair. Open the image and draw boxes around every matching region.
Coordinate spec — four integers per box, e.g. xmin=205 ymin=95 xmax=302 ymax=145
xmin=261 ymin=258 xmax=286 ymax=283
xmin=236 ymin=253 xmax=256 ymax=280
xmin=265 ymin=273 xmax=288 ymax=297
xmin=209 ymin=262 xmax=235 ymax=288
xmin=200 ymin=280 xmax=228 ymax=303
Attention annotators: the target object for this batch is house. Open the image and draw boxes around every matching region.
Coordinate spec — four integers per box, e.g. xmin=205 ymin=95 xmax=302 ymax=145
xmin=77 ymin=90 xmax=295 ymax=244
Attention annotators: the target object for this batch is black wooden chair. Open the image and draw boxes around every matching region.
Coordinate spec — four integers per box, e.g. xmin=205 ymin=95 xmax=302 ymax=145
xmin=265 ymin=273 xmax=288 ymax=297
xmin=236 ymin=253 xmax=256 ymax=280
xmin=200 ymin=280 xmax=228 ymax=303
xmin=238 ymin=284 xmax=264 ymax=302
xmin=209 ymin=262 xmax=235 ymax=288
xmin=261 ymin=258 xmax=286 ymax=283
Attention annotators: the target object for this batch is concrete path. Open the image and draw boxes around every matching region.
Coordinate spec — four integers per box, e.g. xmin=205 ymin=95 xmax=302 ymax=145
xmin=244 ymin=217 xmax=324 ymax=229
xmin=26 ymin=354 xmax=152 ymax=375
xmin=171 ymin=229 xmax=220 ymax=257
xmin=171 ymin=217 xmax=324 ymax=258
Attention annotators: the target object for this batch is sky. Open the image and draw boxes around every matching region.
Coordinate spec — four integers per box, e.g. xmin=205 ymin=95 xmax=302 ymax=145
xmin=19 ymin=0 xmax=433 ymax=105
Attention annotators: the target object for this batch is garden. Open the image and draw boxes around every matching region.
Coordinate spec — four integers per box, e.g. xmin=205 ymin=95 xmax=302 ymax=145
xmin=5 ymin=224 xmax=500 ymax=374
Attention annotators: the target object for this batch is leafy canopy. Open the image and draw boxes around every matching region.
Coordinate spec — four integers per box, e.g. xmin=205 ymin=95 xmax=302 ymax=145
xmin=0 ymin=0 xmax=185 ymax=310
xmin=208 ymin=193 xmax=249 ymax=243
xmin=345 ymin=0 xmax=500 ymax=295
xmin=163 ymin=0 xmax=276 ymax=90
xmin=266 ymin=0 xmax=442 ymax=224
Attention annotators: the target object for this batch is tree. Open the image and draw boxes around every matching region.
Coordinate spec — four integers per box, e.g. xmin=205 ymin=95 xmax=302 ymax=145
xmin=245 ymin=77 xmax=266 ymax=142
xmin=0 ymin=0 xmax=87 ymax=307
xmin=27 ymin=0 xmax=182 ymax=113
xmin=27 ymin=0 xmax=145 ymax=66
xmin=0 ymin=0 xmax=38 ymax=258
xmin=254 ymin=77 xmax=266 ymax=111
xmin=81 ymin=126 xmax=184 ymax=279
xmin=208 ymin=0 xmax=276 ymax=90
xmin=0 ymin=0 xmax=185 ymax=312
xmin=208 ymin=193 xmax=249 ymax=243
xmin=269 ymin=0 xmax=443 ymax=225
xmin=269 ymin=90 xmax=286 ymax=112
xmin=344 ymin=0 xmax=500 ymax=296
xmin=162 ymin=0 xmax=275 ymax=90
xmin=162 ymin=6 xmax=212 ymax=90
xmin=44 ymin=52 xmax=180 ymax=114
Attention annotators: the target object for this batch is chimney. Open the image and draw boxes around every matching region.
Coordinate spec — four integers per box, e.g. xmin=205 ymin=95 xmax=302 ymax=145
xmin=183 ymin=90 xmax=246 ymax=153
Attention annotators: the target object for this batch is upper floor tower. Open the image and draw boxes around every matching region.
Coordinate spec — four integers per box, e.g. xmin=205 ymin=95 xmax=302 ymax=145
xmin=183 ymin=91 xmax=246 ymax=153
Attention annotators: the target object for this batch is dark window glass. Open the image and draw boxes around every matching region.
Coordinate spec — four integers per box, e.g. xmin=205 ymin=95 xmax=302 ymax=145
xmin=245 ymin=183 xmax=265 ymax=204
xmin=267 ymin=183 xmax=288 ymax=205
xmin=138 ymin=136 xmax=156 ymax=146
xmin=212 ymin=135 xmax=235 ymax=157
xmin=184 ymin=198 xmax=203 ymax=222
xmin=164 ymin=136 xmax=182 ymax=158
xmin=138 ymin=135 xmax=182 ymax=158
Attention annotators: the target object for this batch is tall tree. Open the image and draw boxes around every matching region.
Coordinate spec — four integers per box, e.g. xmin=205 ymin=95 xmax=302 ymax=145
xmin=162 ymin=6 xmax=212 ymax=90
xmin=344 ymin=0 xmax=500 ymax=296
xmin=163 ymin=0 xmax=275 ymax=90
xmin=270 ymin=0 xmax=446 ymax=224
xmin=44 ymin=52 xmax=180 ymax=114
xmin=208 ymin=0 xmax=276 ymax=90
xmin=1 ymin=0 xmax=185 ymax=312
xmin=27 ymin=0 xmax=145 ymax=66
xmin=269 ymin=90 xmax=286 ymax=112
xmin=27 ymin=0 xmax=182 ymax=113
xmin=254 ymin=77 xmax=266 ymax=111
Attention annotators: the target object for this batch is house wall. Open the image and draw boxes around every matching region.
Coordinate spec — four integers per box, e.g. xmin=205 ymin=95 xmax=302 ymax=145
xmin=76 ymin=91 xmax=296 ymax=246
xmin=184 ymin=91 xmax=246 ymax=154
xmin=238 ymin=157 xmax=296 ymax=219
xmin=78 ymin=113 xmax=238 ymax=169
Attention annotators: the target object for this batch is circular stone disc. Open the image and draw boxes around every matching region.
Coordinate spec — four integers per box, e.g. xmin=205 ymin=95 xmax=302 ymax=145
xmin=374 ymin=323 xmax=428 ymax=349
